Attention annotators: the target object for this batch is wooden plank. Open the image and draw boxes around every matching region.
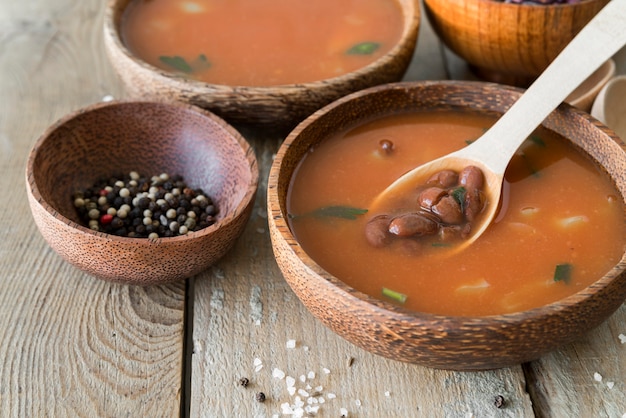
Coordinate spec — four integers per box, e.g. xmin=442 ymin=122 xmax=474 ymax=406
xmin=0 ymin=0 xmax=185 ymax=416
xmin=524 ymin=304 xmax=626 ymax=418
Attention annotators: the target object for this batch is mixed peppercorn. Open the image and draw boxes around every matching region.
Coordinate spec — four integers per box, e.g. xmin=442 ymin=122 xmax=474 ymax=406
xmin=72 ymin=171 xmax=218 ymax=239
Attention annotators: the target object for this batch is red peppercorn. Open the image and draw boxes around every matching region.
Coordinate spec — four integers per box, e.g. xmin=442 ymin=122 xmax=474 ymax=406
xmin=99 ymin=189 xmax=108 ymax=196
xmin=100 ymin=214 xmax=113 ymax=225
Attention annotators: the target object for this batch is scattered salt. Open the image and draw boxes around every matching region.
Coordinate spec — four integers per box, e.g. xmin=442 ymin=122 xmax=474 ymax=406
xmin=286 ymin=339 xmax=297 ymax=349
xmin=340 ymin=407 xmax=349 ymax=417
xmin=307 ymin=371 xmax=316 ymax=379
xmin=619 ymin=333 xmax=626 ymax=344
xmin=273 ymin=368 xmax=286 ymax=379
xmin=298 ymin=388 xmax=310 ymax=397
xmin=384 ymin=391 xmax=391 ymax=397
xmin=255 ymin=364 xmax=263 ymax=372
xmin=300 ymin=374 xmax=306 ymax=383
xmin=101 ymin=94 xmax=114 ymax=102
xmin=355 ymin=399 xmax=362 ymax=407
xmin=303 ymin=346 xmax=310 ymax=351
xmin=323 ymin=367 xmax=331 ymax=374
xmin=327 ymin=393 xmax=337 ymax=399
xmin=319 ymin=397 xmax=326 ymax=404
xmin=286 ymin=376 xmax=296 ymax=388
xmin=288 ymin=386 xmax=296 ymax=396
xmin=594 ymin=372 xmax=603 ymax=382
xmin=315 ymin=385 xmax=323 ymax=392
xmin=607 ymin=381 xmax=615 ymax=389
xmin=254 ymin=358 xmax=262 ymax=366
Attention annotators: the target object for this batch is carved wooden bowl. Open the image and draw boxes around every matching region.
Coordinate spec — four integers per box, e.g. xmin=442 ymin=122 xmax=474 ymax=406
xmin=26 ymin=101 xmax=258 ymax=285
xmin=424 ymin=0 xmax=610 ymax=86
xmin=103 ymin=0 xmax=420 ymax=131
xmin=267 ymin=81 xmax=626 ymax=370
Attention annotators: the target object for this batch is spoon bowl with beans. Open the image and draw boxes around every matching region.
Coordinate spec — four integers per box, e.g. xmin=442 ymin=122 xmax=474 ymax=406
xmin=369 ymin=0 xmax=626 ymax=253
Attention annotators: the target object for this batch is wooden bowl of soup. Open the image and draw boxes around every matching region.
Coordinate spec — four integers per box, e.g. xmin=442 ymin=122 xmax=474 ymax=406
xmin=103 ymin=0 xmax=421 ymax=130
xmin=267 ymin=81 xmax=626 ymax=370
xmin=424 ymin=0 xmax=609 ymax=86
xmin=26 ymin=101 xmax=258 ymax=285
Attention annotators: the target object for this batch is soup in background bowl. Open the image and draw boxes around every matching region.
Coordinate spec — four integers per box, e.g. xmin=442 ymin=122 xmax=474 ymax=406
xmin=104 ymin=0 xmax=420 ymax=130
xmin=267 ymin=81 xmax=626 ymax=370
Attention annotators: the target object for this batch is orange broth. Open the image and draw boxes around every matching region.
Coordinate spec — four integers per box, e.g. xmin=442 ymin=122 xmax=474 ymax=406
xmin=120 ymin=0 xmax=404 ymax=86
xmin=287 ymin=112 xmax=626 ymax=316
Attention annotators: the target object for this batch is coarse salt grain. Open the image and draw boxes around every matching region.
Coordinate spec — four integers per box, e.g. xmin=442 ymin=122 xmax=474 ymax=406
xmin=286 ymin=339 xmax=297 ymax=348
xmin=254 ymin=358 xmax=262 ymax=366
xmin=327 ymin=393 xmax=337 ymax=399
xmin=619 ymin=333 xmax=626 ymax=344
xmin=607 ymin=381 xmax=615 ymax=389
xmin=340 ymin=407 xmax=348 ymax=417
xmin=384 ymin=391 xmax=391 ymax=397
xmin=594 ymin=372 xmax=603 ymax=382
xmin=355 ymin=399 xmax=362 ymax=406
xmin=323 ymin=367 xmax=331 ymax=374
xmin=307 ymin=371 xmax=316 ymax=379
xmin=298 ymin=388 xmax=310 ymax=397
xmin=286 ymin=376 xmax=296 ymax=388
xmin=288 ymin=386 xmax=296 ymax=396
xmin=273 ymin=368 xmax=286 ymax=379
xmin=300 ymin=374 xmax=306 ymax=383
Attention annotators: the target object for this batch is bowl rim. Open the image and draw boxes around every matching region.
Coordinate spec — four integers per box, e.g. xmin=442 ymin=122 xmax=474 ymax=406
xmin=26 ymin=99 xmax=259 ymax=245
xmin=103 ymin=0 xmax=421 ymax=92
xmin=269 ymin=79 xmax=626 ymax=324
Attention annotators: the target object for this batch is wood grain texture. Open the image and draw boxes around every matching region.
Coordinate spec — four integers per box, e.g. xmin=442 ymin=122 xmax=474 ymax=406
xmin=0 ymin=0 xmax=184 ymax=416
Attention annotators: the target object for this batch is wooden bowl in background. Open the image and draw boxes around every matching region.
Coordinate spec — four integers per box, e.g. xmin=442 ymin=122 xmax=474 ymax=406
xmin=267 ymin=81 xmax=626 ymax=370
xmin=26 ymin=101 xmax=258 ymax=285
xmin=103 ymin=0 xmax=421 ymax=131
xmin=424 ymin=0 xmax=610 ymax=86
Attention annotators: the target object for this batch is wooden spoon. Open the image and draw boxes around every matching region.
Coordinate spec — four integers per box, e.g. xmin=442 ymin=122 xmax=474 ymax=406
xmin=370 ymin=0 xmax=626 ymax=252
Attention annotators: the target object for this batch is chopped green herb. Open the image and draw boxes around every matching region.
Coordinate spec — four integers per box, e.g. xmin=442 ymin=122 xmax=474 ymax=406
xmin=346 ymin=41 xmax=381 ymax=55
xmin=451 ymin=186 xmax=467 ymax=209
xmin=554 ymin=263 xmax=573 ymax=284
xmin=159 ymin=54 xmax=212 ymax=74
xmin=289 ymin=205 xmax=368 ymax=220
xmin=529 ymin=134 xmax=546 ymax=147
xmin=159 ymin=55 xmax=193 ymax=73
xmin=382 ymin=287 xmax=407 ymax=304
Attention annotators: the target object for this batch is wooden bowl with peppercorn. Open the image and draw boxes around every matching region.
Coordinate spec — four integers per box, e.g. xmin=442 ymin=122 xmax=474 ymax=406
xmin=423 ymin=0 xmax=610 ymax=86
xmin=103 ymin=0 xmax=421 ymax=131
xmin=267 ymin=81 xmax=626 ymax=370
xmin=26 ymin=100 xmax=258 ymax=285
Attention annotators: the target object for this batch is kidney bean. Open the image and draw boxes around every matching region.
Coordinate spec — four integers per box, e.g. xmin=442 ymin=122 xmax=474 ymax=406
xmin=459 ymin=166 xmax=484 ymax=191
xmin=427 ymin=170 xmax=458 ymax=188
xmin=365 ymin=215 xmax=393 ymax=247
xmin=417 ymin=187 xmax=447 ymax=210
xmin=431 ymin=195 xmax=463 ymax=225
xmin=464 ymin=188 xmax=485 ymax=221
xmin=388 ymin=212 xmax=438 ymax=237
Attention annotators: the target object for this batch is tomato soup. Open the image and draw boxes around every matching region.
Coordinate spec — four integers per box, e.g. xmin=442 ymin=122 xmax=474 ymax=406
xmin=287 ymin=112 xmax=626 ymax=316
xmin=120 ymin=0 xmax=404 ymax=86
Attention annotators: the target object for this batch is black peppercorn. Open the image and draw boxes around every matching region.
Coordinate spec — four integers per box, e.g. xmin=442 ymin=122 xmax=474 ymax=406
xmin=239 ymin=377 xmax=249 ymax=387
xmin=255 ymin=392 xmax=266 ymax=403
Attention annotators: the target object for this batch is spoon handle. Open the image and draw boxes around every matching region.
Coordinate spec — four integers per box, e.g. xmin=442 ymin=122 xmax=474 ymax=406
xmin=463 ymin=0 xmax=626 ymax=175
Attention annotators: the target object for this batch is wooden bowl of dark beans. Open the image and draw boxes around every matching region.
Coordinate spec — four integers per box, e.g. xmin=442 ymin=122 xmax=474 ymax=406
xmin=424 ymin=0 xmax=610 ymax=86
xmin=267 ymin=81 xmax=626 ymax=370
xmin=26 ymin=101 xmax=258 ymax=285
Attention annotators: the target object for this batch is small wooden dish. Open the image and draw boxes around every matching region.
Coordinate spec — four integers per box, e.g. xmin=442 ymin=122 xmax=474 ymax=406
xmin=103 ymin=0 xmax=421 ymax=130
xmin=424 ymin=0 xmax=610 ymax=86
xmin=26 ymin=101 xmax=258 ymax=285
xmin=591 ymin=75 xmax=626 ymax=140
xmin=566 ymin=59 xmax=615 ymax=112
xmin=267 ymin=81 xmax=626 ymax=370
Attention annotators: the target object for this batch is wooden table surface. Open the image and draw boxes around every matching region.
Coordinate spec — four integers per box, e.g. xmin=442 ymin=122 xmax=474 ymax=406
xmin=1 ymin=1 xmax=625 ymax=417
